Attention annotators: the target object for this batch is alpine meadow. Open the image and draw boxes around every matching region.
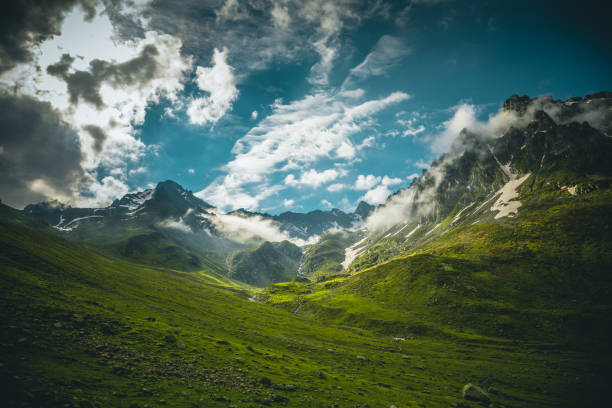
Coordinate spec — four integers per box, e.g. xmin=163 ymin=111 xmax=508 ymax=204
xmin=1 ymin=1 xmax=611 ymax=407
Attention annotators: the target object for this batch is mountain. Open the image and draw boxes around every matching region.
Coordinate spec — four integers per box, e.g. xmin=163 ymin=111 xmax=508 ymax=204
xmin=340 ymin=92 xmax=612 ymax=272
xmin=21 ymin=180 xmax=374 ymax=283
xmin=228 ymin=240 xmax=302 ymax=287
xmin=2 ymin=92 xmax=612 ymax=407
xmin=299 ymin=229 xmax=364 ymax=280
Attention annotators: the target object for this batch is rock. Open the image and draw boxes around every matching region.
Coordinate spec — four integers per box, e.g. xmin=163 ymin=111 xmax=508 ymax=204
xmin=463 ymin=383 xmax=490 ymax=403
xmin=356 ymin=355 xmax=367 ymax=361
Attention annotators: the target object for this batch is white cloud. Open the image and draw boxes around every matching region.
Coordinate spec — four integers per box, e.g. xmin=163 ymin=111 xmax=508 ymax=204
xmin=251 ymin=110 xmax=258 ymax=120
xmin=188 ymin=168 xmax=195 ymax=174
xmin=198 ymin=89 xmax=409 ymax=210
xmin=285 ymin=168 xmax=341 ymax=188
xmin=354 ymin=174 xmax=380 ymax=190
xmin=321 ymin=199 xmax=333 ymax=208
xmin=271 ymin=3 xmax=291 ymax=29
xmin=430 ymin=104 xmax=477 ymax=153
xmin=283 ymin=198 xmax=295 ymax=207
xmin=129 ymin=166 xmax=147 ymax=176
xmin=403 ymin=125 xmax=425 ymax=136
xmin=357 ymin=174 xmax=403 ymax=205
xmin=360 ymin=184 xmax=392 ymax=205
xmin=347 ymin=36 xmax=411 ymax=81
xmin=1 ymin=5 xmax=192 ymax=206
xmin=327 ymin=183 xmax=347 ymax=192
xmin=201 ymin=209 xmax=307 ymax=244
xmin=407 ymin=173 xmax=419 ymax=181
xmin=187 ymin=47 xmax=238 ymax=125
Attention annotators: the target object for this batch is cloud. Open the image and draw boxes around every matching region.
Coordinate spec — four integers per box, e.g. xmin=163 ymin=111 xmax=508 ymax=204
xmin=0 ymin=0 xmax=96 ymax=73
xmin=202 ymin=209 xmax=291 ymax=244
xmin=188 ymin=168 xmax=195 ymax=174
xmin=0 ymin=92 xmax=84 ymax=208
xmin=283 ymin=198 xmax=295 ymax=207
xmin=358 ymin=174 xmax=403 ymax=205
xmin=430 ymin=104 xmax=478 ymax=153
xmin=187 ymin=47 xmax=238 ymax=125
xmin=354 ymin=174 xmax=380 ymax=190
xmin=321 ymin=199 xmax=333 ymax=208
xmin=285 ymin=168 xmax=342 ymax=188
xmin=327 ymin=183 xmax=348 ymax=192
xmin=198 ymin=89 xmax=409 ymax=210
xmin=1 ymin=5 xmax=192 ymax=207
xmin=251 ymin=110 xmax=258 ymax=120
xmin=271 ymin=3 xmax=291 ymax=29
xmin=83 ymin=124 xmax=107 ymax=154
xmin=347 ymin=35 xmax=411 ymax=82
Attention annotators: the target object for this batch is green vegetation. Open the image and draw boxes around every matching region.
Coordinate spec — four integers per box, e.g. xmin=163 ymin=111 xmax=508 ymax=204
xmin=228 ymin=240 xmax=302 ymax=287
xmin=300 ymin=230 xmax=361 ymax=280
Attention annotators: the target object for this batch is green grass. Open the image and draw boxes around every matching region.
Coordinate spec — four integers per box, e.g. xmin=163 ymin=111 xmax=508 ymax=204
xmin=2 ymin=183 xmax=612 ymax=407
xmin=2 ymin=219 xmax=608 ymax=407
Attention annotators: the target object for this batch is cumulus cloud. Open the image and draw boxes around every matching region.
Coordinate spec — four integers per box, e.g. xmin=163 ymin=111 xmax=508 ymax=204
xmin=251 ymin=110 xmax=258 ymax=120
xmin=358 ymin=175 xmax=403 ymax=205
xmin=354 ymin=174 xmax=380 ymax=190
xmin=0 ymin=92 xmax=84 ymax=208
xmin=0 ymin=5 xmax=192 ymax=207
xmin=187 ymin=48 xmax=238 ymax=125
xmin=198 ymin=89 xmax=409 ymax=210
xmin=285 ymin=168 xmax=342 ymax=188
xmin=283 ymin=198 xmax=295 ymax=207
xmin=0 ymin=0 xmax=96 ymax=73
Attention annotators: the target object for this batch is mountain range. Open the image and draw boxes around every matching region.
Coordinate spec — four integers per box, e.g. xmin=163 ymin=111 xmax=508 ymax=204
xmin=2 ymin=92 xmax=612 ymax=407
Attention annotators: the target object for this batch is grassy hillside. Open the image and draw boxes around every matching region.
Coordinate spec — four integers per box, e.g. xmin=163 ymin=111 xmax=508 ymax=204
xmin=228 ymin=240 xmax=302 ymax=287
xmin=300 ymin=230 xmax=361 ymax=280
xmin=3 ymin=209 xmax=607 ymax=407
xmin=263 ymin=186 xmax=612 ymax=406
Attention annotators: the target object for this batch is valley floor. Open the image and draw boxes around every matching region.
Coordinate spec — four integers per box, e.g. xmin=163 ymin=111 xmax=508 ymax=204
xmin=1 ymin=218 xmax=610 ymax=407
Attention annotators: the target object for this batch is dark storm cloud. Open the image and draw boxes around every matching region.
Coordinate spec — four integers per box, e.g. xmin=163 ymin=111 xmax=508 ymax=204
xmin=47 ymin=44 xmax=160 ymax=109
xmin=0 ymin=92 xmax=85 ymax=208
xmin=0 ymin=0 xmax=97 ymax=73
xmin=83 ymin=125 xmax=108 ymax=153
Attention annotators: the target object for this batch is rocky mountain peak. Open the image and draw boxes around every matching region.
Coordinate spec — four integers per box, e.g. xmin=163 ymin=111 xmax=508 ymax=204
xmin=502 ymin=94 xmax=532 ymax=115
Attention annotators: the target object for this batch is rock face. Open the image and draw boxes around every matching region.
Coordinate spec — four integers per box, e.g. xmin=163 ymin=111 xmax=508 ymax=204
xmin=462 ymin=383 xmax=490 ymax=403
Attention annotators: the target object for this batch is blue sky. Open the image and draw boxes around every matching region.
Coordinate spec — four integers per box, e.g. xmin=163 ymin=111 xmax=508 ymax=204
xmin=0 ymin=0 xmax=610 ymax=212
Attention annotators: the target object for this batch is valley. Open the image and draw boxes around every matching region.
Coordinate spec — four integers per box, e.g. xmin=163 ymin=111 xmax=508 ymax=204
xmin=2 ymin=92 xmax=612 ymax=407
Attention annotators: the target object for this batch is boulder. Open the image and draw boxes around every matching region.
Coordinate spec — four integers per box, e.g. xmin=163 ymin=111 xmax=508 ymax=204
xmin=463 ymin=383 xmax=490 ymax=403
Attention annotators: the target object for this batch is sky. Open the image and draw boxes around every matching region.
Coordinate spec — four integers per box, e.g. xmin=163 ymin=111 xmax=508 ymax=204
xmin=0 ymin=0 xmax=610 ymax=213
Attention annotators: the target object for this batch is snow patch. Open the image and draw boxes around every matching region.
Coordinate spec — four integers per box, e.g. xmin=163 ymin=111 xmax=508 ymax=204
xmin=404 ymin=224 xmax=421 ymax=241
xmin=490 ymin=173 xmax=531 ymax=219
xmin=451 ymin=202 xmax=475 ymax=225
xmin=342 ymin=236 xmax=368 ymax=270
xmin=425 ymin=222 xmax=442 ymax=236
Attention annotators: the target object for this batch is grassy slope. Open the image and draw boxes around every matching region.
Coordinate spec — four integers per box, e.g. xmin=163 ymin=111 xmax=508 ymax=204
xmin=0 ymin=215 xmax=597 ymax=407
xmin=301 ymin=231 xmax=361 ymax=280
xmin=263 ymin=184 xmax=612 ymax=406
